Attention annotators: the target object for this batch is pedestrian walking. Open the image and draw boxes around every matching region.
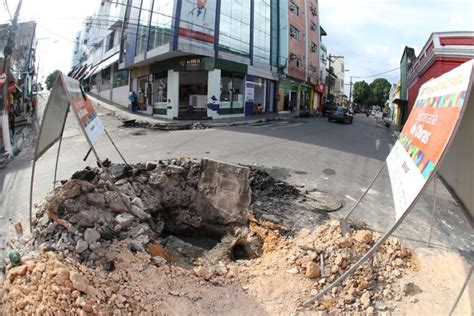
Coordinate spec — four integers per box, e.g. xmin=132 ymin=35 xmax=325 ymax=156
xmin=128 ymin=91 xmax=138 ymax=112
xmin=8 ymin=93 xmax=15 ymax=137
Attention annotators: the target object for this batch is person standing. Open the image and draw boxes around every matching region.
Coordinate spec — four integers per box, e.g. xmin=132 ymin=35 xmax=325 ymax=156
xmin=128 ymin=91 xmax=138 ymax=112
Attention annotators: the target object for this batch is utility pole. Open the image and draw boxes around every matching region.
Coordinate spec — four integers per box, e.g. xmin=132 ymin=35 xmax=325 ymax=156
xmin=2 ymin=0 xmax=24 ymax=158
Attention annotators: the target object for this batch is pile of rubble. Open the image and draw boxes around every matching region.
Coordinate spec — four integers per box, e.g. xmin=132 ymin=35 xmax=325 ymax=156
xmin=0 ymin=158 xmax=417 ymax=314
xmin=225 ymin=218 xmax=417 ymax=314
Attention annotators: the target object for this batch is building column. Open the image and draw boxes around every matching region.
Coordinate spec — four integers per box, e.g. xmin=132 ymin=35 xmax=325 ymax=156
xmin=207 ymin=69 xmax=221 ymax=119
xmin=167 ymin=70 xmax=179 ymax=119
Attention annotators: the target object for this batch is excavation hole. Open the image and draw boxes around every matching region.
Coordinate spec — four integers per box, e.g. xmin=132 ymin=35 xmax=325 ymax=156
xmin=160 ymin=230 xmax=221 ymax=251
xmin=230 ymin=239 xmax=261 ymax=261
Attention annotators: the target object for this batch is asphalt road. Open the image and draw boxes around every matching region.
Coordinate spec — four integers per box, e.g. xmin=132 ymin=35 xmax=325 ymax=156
xmin=1 ymin=94 xmax=472 ymax=262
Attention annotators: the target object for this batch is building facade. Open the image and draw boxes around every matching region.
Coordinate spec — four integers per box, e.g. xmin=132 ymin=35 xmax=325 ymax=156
xmin=278 ymin=0 xmax=321 ymax=113
xmin=0 ymin=21 xmax=37 ymax=156
xmin=406 ymin=32 xmax=474 ymax=116
xmin=72 ymin=0 xmax=322 ymax=120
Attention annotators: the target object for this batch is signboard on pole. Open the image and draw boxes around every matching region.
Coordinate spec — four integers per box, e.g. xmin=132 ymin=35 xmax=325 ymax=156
xmin=387 ymin=60 xmax=473 ymax=219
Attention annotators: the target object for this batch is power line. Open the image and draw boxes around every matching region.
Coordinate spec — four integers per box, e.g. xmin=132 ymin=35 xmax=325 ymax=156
xmin=351 ymin=67 xmax=400 ymax=79
xmin=3 ymin=0 xmax=12 ymax=21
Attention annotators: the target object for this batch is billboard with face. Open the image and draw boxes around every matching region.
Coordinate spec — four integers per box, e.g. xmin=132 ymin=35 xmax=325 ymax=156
xmin=179 ymin=0 xmax=217 ymax=49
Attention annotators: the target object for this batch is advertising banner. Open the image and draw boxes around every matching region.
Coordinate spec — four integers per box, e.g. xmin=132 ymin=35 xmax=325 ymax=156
xmin=61 ymin=75 xmax=104 ymax=145
xmin=387 ymin=60 xmax=473 ymax=220
xmin=179 ymin=0 xmax=216 ymax=46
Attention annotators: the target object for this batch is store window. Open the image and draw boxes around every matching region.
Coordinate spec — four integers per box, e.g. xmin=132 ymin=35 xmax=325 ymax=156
xmin=112 ymin=62 xmax=129 ymax=88
xmin=148 ymin=0 xmax=173 ymax=50
xmin=153 ymin=72 xmax=168 ymax=114
xmin=219 ymin=71 xmax=245 ymax=114
xmin=101 ymin=66 xmax=112 ymax=91
xmin=152 ymin=72 xmax=167 ymax=103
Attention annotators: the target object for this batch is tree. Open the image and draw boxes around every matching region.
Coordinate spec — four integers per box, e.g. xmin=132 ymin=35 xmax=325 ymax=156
xmin=352 ymin=80 xmax=370 ymax=107
xmin=45 ymin=70 xmax=61 ymax=90
xmin=368 ymin=78 xmax=391 ymax=107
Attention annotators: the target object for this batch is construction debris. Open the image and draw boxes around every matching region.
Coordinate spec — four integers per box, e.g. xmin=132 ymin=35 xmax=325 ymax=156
xmin=121 ymin=119 xmax=208 ymax=131
xmin=0 ymin=158 xmax=417 ymax=314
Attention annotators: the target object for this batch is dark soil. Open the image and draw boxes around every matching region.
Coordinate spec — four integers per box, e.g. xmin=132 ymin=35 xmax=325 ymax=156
xmin=121 ymin=119 xmax=208 ymax=131
xmin=249 ymin=167 xmax=301 ymax=201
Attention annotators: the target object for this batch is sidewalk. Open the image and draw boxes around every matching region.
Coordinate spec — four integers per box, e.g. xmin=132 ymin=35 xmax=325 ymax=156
xmin=88 ymin=93 xmax=295 ymax=128
xmin=0 ymin=118 xmax=33 ymax=168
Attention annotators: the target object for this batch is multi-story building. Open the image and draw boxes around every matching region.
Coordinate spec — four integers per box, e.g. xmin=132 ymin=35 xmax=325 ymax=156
xmin=0 ymin=21 xmax=37 ymax=156
xmin=72 ymin=0 xmax=322 ymax=120
xmin=278 ymin=0 xmax=321 ymax=113
xmin=332 ymin=56 xmax=345 ymax=102
xmin=315 ymin=26 xmax=327 ymax=112
xmin=406 ymin=32 xmax=474 ymax=116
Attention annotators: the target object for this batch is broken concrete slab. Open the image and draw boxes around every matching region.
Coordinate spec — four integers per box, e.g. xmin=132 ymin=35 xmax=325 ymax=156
xmin=194 ymin=159 xmax=251 ymax=226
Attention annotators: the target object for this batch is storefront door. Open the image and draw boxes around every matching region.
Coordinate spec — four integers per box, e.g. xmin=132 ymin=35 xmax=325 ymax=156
xmin=178 ymin=71 xmax=208 ymax=118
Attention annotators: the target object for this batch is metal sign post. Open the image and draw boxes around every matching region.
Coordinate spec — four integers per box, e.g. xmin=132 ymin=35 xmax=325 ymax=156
xmin=343 ymin=161 xmax=386 ymax=222
xmin=426 ymin=174 xmax=438 ymax=247
xmin=449 ymin=266 xmax=473 ymax=316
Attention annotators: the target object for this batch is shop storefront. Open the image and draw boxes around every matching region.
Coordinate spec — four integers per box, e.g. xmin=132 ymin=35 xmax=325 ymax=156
xmin=278 ymin=80 xmax=299 ymax=112
xmin=146 ymin=56 xmax=253 ymax=119
xmin=299 ymin=85 xmax=311 ymax=111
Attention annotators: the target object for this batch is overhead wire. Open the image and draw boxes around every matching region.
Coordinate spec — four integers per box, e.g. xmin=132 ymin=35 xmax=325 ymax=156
xmin=3 ymin=0 xmax=12 ymax=21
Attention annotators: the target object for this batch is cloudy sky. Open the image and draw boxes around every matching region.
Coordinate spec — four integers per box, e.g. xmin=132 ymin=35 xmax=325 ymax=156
xmin=1 ymin=0 xmax=473 ymax=87
xmin=319 ymin=0 xmax=474 ymax=89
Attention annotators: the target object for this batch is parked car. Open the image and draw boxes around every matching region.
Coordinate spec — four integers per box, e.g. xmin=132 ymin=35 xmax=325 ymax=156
xmin=322 ymin=101 xmax=339 ymax=116
xmin=328 ymin=106 xmax=354 ymax=124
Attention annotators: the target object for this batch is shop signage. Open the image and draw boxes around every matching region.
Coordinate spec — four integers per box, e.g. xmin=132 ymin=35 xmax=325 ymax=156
xmin=178 ymin=58 xmax=205 ymax=71
xmin=386 ymin=60 xmax=473 ymax=220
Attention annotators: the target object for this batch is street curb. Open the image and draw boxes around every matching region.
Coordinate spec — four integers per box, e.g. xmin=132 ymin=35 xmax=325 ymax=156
xmin=87 ymin=93 xmax=294 ymax=129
